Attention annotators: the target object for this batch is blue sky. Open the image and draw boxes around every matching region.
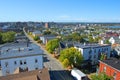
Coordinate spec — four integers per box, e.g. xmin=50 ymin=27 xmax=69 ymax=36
xmin=0 ymin=0 xmax=120 ymax=22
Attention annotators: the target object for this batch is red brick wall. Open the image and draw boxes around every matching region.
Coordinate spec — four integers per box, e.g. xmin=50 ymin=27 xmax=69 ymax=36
xmin=99 ymin=62 xmax=120 ymax=80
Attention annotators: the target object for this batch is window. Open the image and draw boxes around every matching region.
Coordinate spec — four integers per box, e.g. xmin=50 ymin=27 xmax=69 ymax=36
xmin=14 ymin=61 xmax=17 ymax=65
xmin=99 ymin=49 xmax=100 ymax=52
xmin=94 ymin=55 xmax=96 ymax=58
xmin=102 ymin=48 xmax=103 ymax=50
xmin=103 ymin=66 xmax=106 ymax=72
xmin=106 ymin=48 xmax=108 ymax=51
xmin=20 ymin=60 xmax=22 ymax=65
xmin=5 ymin=62 xmax=8 ymax=67
xmin=24 ymin=67 xmax=28 ymax=71
xmin=6 ymin=70 xmax=10 ymax=74
xmin=24 ymin=60 xmax=26 ymax=64
xmin=35 ymin=59 xmax=38 ymax=63
xmin=89 ymin=49 xmax=92 ymax=53
xmin=35 ymin=67 xmax=38 ymax=70
xmin=94 ymin=49 xmax=96 ymax=53
xmin=104 ymin=48 xmax=106 ymax=51
xmin=113 ymin=72 xmax=117 ymax=79
xmin=89 ymin=55 xmax=92 ymax=60
xmin=20 ymin=67 xmax=28 ymax=72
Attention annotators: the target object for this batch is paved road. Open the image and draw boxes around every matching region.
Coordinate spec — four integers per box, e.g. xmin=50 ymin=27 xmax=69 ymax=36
xmin=23 ymin=28 xmax=74 ymax=80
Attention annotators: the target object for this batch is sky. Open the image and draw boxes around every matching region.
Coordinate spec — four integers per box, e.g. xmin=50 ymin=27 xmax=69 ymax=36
xmin=0 ymin=0 xmax=120 ymax=22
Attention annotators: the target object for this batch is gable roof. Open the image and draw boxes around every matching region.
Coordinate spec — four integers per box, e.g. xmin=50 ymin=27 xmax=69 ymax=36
xmin=100 ymin=58 xmax=120 ymax=71
xmin=0 ymin=68 xmax=50 ymax=80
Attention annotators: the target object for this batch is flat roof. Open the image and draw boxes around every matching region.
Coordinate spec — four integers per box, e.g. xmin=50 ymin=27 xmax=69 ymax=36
xmin=0 ymin=42 xmax=43 ymax=60
xmin=0 ymin=68 xmax=50 ymax=80
xmin=74 ymin=43 xmax=110 ymax=49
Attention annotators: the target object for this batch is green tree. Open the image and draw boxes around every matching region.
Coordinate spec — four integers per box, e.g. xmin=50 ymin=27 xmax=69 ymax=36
xmin=100 ymin=54 xmax=107 ymax=60
xmin=89 ymin=36 xmax=94 ymax=43
xmin=105 ymin=39 xmax=110 ymax=44
xmin=0 ymin=32 xmax=2 ymax=44
xmin=59 ymin=47 xmax=83 ymax=68
xmin=33 ymin=36 xmax=39 ymax=41
xmin=94 ymin=37 xmax=101 ymax=43
xmin=91 ymin=73 xmax=113 ymax=80
xmin=62 ymin=58 xmax=70 ymax=68
xmin=2 ymin=31 xmax=16 ymax=43
xmin=46 ymin=39 xmax=59 ymax=53
xmin=43 ymin=30 xmax=51 ymax=35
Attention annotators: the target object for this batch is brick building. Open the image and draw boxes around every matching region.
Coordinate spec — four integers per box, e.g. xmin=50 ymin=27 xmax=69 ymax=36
xmin=99 ymin=58 xmax=120 ymax=80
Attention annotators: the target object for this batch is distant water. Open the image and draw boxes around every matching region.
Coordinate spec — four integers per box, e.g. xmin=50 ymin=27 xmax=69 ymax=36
xmin=106 ymin=26 xmax=120 ymax=29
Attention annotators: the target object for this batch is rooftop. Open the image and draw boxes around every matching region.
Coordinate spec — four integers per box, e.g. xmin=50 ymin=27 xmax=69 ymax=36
xmin=100 ymin=58 xmax=120 ymax=71
xmin=32 ymin=30 xmax=41 ymax=34
xmin=0 ymin=68 xmax=50 ymax=80
xmin=0 ymin=42 xmax=43 ymax=60
xmin=74 ymin=43 xmax=110 ymax=49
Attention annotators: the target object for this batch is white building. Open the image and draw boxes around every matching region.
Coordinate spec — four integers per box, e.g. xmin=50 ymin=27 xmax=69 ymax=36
xmin=40 ymin=35 xmax=56 ymax=44
xmin=114 ymin=46 xmax=120 ymax=56
xmin=0 ymin=42 xmax=43 ymax=76
xmin=32 ymin=30 xmax=41 ymax=37
xmin=109 ymin=36 xmax=120 ymax=44
xmin=74 ymin=43 xmax=111 ymax=64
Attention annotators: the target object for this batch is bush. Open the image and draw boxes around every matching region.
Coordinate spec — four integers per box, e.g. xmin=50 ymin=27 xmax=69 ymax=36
xmin=37 ymin=40 xmax=42 ymax=44
xmin=91 ymin=72 xmax=113 ymax=80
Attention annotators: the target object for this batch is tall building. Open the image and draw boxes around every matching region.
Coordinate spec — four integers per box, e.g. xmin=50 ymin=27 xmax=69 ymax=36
xmin=45 ymin=22 xmax=49 ymax=28
xmin=0 ymin=41 xmax=43 ymax=76
xmin=74 ymin=43 xmax=111 ymax=64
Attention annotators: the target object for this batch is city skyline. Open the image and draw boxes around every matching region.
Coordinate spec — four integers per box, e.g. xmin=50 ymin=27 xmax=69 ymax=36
xmin=0 ymin=0 xmax=120 ymax=22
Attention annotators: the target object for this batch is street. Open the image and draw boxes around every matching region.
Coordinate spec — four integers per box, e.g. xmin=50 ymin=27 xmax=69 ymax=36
xmin=23 ymin=28 xmax=74 ymax=80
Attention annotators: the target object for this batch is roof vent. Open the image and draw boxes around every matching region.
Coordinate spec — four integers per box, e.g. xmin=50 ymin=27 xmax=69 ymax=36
xmin=115 ymin=61 xmax=119 ymax=64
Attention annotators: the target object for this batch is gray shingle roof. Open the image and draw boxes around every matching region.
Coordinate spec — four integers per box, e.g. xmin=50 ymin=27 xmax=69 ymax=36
xmin=100 ymin=58 xmax=120 ymax=71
